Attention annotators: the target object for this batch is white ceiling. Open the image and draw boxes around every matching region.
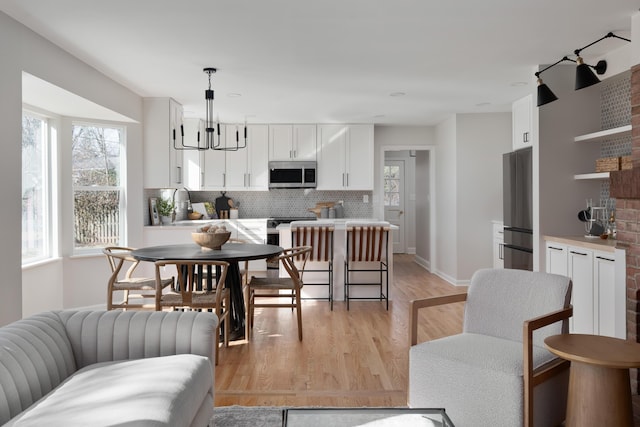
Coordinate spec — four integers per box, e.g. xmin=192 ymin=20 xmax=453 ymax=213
xmin=1 ymin=0 xmax=637 ymax=125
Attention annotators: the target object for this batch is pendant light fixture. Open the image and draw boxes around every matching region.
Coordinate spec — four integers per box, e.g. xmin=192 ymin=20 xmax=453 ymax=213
xmin=535 ymin=32 xmax=630 ymax=107
xmin=203 ymin=67 xmax=247 ymax=151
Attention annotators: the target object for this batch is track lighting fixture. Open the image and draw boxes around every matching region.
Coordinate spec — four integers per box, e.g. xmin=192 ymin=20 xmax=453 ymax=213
xmin=535 ymin=32 xmax=630 ymax=107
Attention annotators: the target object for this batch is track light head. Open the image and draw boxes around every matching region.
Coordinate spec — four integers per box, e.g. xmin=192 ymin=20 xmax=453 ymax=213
xmin=536 ymin=77 xmax=558 ymax=106
xmin=575 ymin=57 xmax=606 ymax=90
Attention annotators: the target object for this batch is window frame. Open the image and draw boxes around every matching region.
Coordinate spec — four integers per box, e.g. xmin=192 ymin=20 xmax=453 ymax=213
xmin=21 ymin=109 xmax=55 ymax=266
xmin=71 ymin=121 xmax=127 ymax=255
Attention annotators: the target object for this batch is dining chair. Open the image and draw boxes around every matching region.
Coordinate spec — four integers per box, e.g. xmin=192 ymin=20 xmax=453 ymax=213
xmin=409 ymin=268 xmax=573 ymax=427
xmin=247 ymin=246 xmax=311 ymax=341
xmin=290 ymin=221 xmax=335 ymax=310
xmin=103 ymin=246 xmax=174 ymax=310
xmin=154 ymin=259 xmax=231 ymax=365
xmin=344 ymin=222 xmax=390 ymax=310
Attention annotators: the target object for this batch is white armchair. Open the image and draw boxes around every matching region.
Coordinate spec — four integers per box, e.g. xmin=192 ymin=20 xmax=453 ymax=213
xmin=409 ymin=268 xmax=573 ymax=427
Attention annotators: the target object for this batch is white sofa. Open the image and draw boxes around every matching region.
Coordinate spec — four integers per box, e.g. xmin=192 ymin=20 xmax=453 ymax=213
xmin=0 ymin=310 xmax=217 ymax=426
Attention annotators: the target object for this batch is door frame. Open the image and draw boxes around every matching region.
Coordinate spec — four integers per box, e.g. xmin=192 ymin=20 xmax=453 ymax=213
xmin=377 ymin=145 xmax=436 ymax=272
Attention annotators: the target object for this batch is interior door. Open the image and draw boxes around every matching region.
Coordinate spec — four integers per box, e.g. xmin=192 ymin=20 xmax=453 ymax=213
xmin=384 ymin=160 xmax=405 ymax=253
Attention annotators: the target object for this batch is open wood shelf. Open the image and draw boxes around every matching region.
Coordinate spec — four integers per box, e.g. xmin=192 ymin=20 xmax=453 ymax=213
xmin=574 ymin=125 xmax=632 ymax=143
xmin=574 ymin=172 xmax=610 ymax=180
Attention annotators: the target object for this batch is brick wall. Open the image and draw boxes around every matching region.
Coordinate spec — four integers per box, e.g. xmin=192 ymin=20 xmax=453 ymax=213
xmin=610 ymin=63 xmax=640 ymax=394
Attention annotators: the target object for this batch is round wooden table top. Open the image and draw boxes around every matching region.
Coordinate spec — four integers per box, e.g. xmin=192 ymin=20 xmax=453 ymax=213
xmin=544 ymin=334 xmax=640 ymax=369
xmin=131 ymin=242 xmax=283 ymax=263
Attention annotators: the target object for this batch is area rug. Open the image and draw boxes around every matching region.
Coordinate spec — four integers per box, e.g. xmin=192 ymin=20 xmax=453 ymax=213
xmin=211 ymin=406 xmax=284 ymax=427
xmin=211 ymin=406 xmax=449 ymax=426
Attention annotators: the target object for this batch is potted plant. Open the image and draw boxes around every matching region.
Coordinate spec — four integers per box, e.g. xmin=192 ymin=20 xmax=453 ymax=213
xmin=156 ymin=198 xmax=175 ymax=224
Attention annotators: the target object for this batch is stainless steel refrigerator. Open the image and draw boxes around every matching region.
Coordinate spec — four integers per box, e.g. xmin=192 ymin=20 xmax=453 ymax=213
xmin=503 ymin=147 xmax=533 ymax=271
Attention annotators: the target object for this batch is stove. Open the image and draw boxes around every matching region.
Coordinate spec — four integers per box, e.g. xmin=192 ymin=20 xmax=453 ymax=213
xmin=267 ymin=217 xmax=317 ymax=230
xmin=266 ymin=217 xmax=316 ymax=268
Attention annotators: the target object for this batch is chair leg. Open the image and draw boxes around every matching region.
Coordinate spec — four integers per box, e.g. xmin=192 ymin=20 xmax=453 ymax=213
xmin=214 ymin=325 xmax=220 ymax=365
xmin=223 ymin=296 xmax=230 ymax=347
xmin=295 ymin=289 xmax=303 ymax=341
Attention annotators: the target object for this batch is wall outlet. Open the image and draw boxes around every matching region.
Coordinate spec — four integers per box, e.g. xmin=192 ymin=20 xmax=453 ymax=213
xmin=363 ymin=195 xmax=369 ymax=203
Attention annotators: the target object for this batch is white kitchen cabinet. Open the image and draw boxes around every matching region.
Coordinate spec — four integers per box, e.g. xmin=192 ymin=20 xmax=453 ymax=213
xmin=182 ymin=118 xmax=205 ymax=189
xmin=567 ymin=246 xmax=594 ymax=334
xmin=492 ymin=221 xmax=504 ymax=269
xmin=545 ymin=238 xmax=625 ymax=338
xmin=317 ymin=124 xmax=374 ymax=190
xmin=202 ymin=126 xmax=226 ymax=189
xmin=225 ymin=124 xmax=269 ymax=191
xmin=512 ymin=95 xmax=532 ymax=151
xmin=143 ymin=98 xmax=184 ymax=188
xmin=269 ymin=124 xmax=317 ymax=161
xmin=545 ymin=241 xmax=568 ymax=277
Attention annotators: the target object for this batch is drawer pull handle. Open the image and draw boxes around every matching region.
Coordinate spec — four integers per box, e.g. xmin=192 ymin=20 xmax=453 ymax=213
xmin=570 ymin=251 xmax=587 ymax=256
xmin=596 ymin=256 xmax=614 ymax=262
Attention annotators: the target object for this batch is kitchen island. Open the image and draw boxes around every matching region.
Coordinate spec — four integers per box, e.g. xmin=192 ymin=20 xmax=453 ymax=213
xmin=278 ymin=220 xmax=397 ymax=303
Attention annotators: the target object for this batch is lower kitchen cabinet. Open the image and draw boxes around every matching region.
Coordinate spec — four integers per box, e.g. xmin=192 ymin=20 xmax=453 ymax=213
xmin=544 ymin=238 xmax=625 ymax=338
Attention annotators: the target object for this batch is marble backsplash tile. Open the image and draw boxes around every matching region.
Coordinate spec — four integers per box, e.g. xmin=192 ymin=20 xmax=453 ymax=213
xmin=143 ymin=188 xmax=374 ymax=224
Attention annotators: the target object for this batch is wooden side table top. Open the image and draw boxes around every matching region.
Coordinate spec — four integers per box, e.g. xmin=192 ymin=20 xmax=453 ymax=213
xmin=544 ymin=334 xmax=640 ymax=369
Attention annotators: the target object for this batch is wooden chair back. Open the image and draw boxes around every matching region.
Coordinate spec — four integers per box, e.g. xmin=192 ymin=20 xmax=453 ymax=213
xmin=279 ymin=246 xmax=312 ymax=286
xmin=153 ymin=259 xmax=229 ymax=308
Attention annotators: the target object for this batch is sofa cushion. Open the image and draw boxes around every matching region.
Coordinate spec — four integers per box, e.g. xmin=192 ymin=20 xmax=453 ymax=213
xmin=5 ymin=354 xmax=213 ymax=427
xmin=409 ymin=333 xmax=558 ymax=426
xmin=463 ymin=269 xmax=571 ymax=347
xmin=0 ymin=312 xmax=76 ymax=424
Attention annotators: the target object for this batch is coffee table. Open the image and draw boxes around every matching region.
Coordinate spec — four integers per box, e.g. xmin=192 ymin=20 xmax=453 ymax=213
xmin=283 ymin=408 xmax=454 ymax=426
xmin=544 ymin=333 xmax=640 ymax=427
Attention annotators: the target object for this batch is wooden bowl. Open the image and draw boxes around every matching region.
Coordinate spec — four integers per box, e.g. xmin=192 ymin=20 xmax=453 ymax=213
xmin=191 ymin=231 xmax=231 ymax=250
xmin=188 ymin=212 xmax=203 ymax=220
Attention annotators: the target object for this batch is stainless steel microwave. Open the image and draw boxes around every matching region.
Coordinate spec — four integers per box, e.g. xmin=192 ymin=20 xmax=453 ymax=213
xmin=268 ymin=161 xmax=317 ymax=189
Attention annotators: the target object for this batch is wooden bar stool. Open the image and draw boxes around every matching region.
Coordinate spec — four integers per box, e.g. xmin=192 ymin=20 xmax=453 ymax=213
xmin=344 ymin=222 xmax=390 ymax=310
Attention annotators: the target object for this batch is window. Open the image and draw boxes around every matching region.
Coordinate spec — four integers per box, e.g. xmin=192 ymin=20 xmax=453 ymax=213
xmin=22 ymin=112 xmax=50 ymax=263
xmin=384 ymin=165 xmax=400 ymax=207
xmin=72 ymin=123 xmax=125 ymax=252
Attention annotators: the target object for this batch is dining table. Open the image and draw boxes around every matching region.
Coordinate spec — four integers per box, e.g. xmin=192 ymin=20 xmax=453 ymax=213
xmin=131 ymin=242 xmax=283 ymax=339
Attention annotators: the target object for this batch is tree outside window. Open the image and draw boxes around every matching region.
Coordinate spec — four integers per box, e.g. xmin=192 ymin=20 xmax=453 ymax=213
xmin=72 ymin=124 xmax=125 ymax=251
xmin=384 ymin=165 xmax=400 ymax=207
xmin=22 ymin=113 xmax=49 ymax=263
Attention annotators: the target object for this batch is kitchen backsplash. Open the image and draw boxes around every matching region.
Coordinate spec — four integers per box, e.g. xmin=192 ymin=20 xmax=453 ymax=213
xmin=143 ymin=188 xmax=374 ymax=224
xmin=598 ymin=71 xmax=632 ymax=210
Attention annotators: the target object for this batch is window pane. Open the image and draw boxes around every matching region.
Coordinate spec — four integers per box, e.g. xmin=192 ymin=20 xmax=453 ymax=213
xmin=72 ymin=124 xmax=124 ymax=251
xmin=74 ymin=189 xmax=121 ymax=249
xmin=22 ymin=114 xmax=48 ymax=262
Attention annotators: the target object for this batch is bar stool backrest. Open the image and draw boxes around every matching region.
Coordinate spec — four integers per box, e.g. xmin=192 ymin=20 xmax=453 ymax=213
xmin=345 ymin=221 xmax=390 ymax=262
xmin=290 ymin=221 xmax=334 ymax=262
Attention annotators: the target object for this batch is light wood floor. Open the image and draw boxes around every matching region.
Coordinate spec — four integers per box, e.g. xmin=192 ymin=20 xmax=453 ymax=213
xmin=214 ymin=254 xmax=467 ymax=407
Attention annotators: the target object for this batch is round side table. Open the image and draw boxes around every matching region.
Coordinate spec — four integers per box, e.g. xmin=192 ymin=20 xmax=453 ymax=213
xmin=544 ymin=334 xmax=640 ymax=427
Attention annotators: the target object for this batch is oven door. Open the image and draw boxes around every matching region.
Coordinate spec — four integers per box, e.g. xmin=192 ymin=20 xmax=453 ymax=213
xmin=266 ymin=232 xmax=279 ymax=269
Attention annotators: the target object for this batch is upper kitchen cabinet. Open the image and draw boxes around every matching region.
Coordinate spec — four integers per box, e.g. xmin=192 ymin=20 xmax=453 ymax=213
xmin=512 ymin=94 xmax=532 ymax=151
xmin=182 ymin=118 xmax=205 ymax=189
xmin=143 ymin=98 xmax=184 ymax=188
xmin=269 ymin=124 xmax=317 ymax=161
xmin=317 ymin=124 xmax=374 ymax=190
xmin=225 ymin=124 xmax=269 ymax=191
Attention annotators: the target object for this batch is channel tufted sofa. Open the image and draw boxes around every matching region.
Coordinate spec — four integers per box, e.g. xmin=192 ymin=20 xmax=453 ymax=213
xmin=0 ymin=310 xmax=218 ymax=426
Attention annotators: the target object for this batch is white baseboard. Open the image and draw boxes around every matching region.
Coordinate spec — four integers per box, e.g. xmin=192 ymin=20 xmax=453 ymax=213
xmin=414 ymin=255 xmax=430 ymax=272
xmin=433 ymin=270 xmax=469 ymax=287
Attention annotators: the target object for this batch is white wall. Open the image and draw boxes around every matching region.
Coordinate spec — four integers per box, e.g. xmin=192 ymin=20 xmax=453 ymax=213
xmin=456 ymin=113 xmax=511 ymax=279
xmin=434 ymin=117 xmax=457 ymax=283
xmin=415 ymin=151 xmax=430 ymax=266
xmin=1 ymin=11 xmax=144 ymax=324
xmin=433 ymin=113 xmax=511 ymax=284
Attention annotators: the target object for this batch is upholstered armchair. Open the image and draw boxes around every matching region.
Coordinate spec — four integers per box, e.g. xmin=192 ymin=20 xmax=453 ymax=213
xmin=409 ymin=268 xmax=573 ymax=427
